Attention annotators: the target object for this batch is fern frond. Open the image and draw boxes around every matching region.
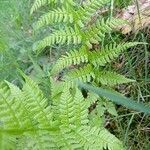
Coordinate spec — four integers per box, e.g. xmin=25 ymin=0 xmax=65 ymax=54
xmin=17 ymin=130 xmax=61 ymax=149
xmin=64 ymin=64 xmax=95 ymax=82
xmin=90 ymin=42 xmax=142 ymax=66
xmin=80 ymin=0 xmax=110 ymax=25
xmin=34 ymin=7 xmax=73 ymax=30
xmin=59 ymin=84 xmax=75 ymax=128
xmin=0 ymin=82 xmax=30 ymax=129
xmin=73 ymin=88 xmax=89 ymax=126
xmin=74 ymin=126 xmax=124 ymax=150
xmin=34 ymin=26 xmax=81 ymax=52
xmin=51 ymin=78 xmax=64 ymax=100
xmin=83 ymin=18 xmax=125 ymax=48
xmin=94 ymin=71 xmax=135 ymax=86
xmin=59 ymin=85 xmax=89 ymax=128
xmin=31 ymin=0 xmax=75 ymax=15
xmin=30 ymin=0 xmax=53 ymax=14
xmin=51 ymin=47 xmax=88 ymax=75
xmin=22 ymin=76 xmax=55 ymax=128
xmin=0 ymin=78 xmax=124 ymax=149
xmin=0 ymin=133 xmax=16 ymax=150
xmin=5 ymin=81 xmax=22 ymax=98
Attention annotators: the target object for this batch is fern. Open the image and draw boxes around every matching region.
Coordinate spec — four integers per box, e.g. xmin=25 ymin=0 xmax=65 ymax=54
xmin=51 ymin=42 xmax=141 ymax=86
xmin=34 ymin=7 xmax=73 ymax=30
xmin=34 ymin=26 xmax=82 ymax=52
xmin=52 ymin=42 xmax=141 ymax=76
xmin=30 ymin=0 xmax=145 ymax=149
xmin=90 ymin=42 xmax=143 ymax=67
xmin=51 ymin=46 xmax=88 ymax=75
xmin=94 ymin=71 xmax=135 ymax=86
xmin=32 ymin=0 xmax=125 ymax=52
xmin=65 ymin=64 xmax=95 ymax=82
xmin=30 ymin=0 xmax=60 ymax=15
xmin=82 ymin=18 xmax=125 ymax=48
xmin=79 ymin=0 xmax=110 ymax=25
xmin=30 ymin=0 xmax=52 ymax=14
xmin=0 ymin=77 xmax=124 ymax=149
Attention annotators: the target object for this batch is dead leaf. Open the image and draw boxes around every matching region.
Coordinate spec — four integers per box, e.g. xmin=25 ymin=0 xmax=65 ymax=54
xmin=117 ymin=0 xmax=150 ymax=34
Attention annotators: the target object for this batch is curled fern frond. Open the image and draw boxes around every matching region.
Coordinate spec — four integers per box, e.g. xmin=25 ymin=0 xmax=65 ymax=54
xmin=90 ymin=42 xmax=143 ymax=66
xmin=34 ymin=26 xmax=81 ymax=52
xmin=51 ymin=47 xmax=88 ymax=75
xmin=34 ymin=7 xmax=73 ymax=30
xmin=94 ymin=71 xmax=135 ymax=86
xmin=64 ymin=64 xmax=95 ymax=82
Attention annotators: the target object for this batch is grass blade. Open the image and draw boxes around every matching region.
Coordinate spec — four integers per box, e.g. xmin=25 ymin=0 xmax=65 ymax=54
xmin=79 ymin=82 xmax=150 ymax=114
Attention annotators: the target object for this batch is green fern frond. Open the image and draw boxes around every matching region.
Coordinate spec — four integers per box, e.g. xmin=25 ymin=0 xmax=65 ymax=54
xmin=50 ymin=78 xmax=64 ymax=100
xmin=30 ymin=0 xmax=53 ymax=14
xmin=0 ymin=77 xmax=124 ymax=149
xmin=75 ymin=126 xmax=124 ymax=150
xmin=73 ymin=88 xmax=89 ymax=126
xmin=5 ymin=81 xmax=22 ymax=98
xmin=59 ymin=85 xmax=89 ymax=128
xmin=22 ymin=76 xmax=55 ymax=128
xmin=64 ymin=64 xmax=95 ymax=82
xmin=51 ymin=47 xmax=88 ymax=75
xmin=59 ymin=84 xmax=75 ymax=128
xmin=0 ymin=82 xmax=30 ymax=129
xmin=83 ymin=18 xmax=125 ymax=48
xmin=95 ymin=71 xmax=135 ymax=86
xmin=34 ymin=26 xmax=81 ymax=52
xmin=29 ymin=1 xmax=145 ymax=149
xmin=0 ymin=133 xmax=16 ymax=150
xmin=34 ymin=7 xmax=73 ymax=30
xmin=80 ymin=0 xmax=110 ymax=25
xmin=31 ymin=0 xmax=75 ymax=15
xmin=17 ymin=130 xmax=61 ymax=149
xmin=90 ymin=42 xmax=142 ymax=66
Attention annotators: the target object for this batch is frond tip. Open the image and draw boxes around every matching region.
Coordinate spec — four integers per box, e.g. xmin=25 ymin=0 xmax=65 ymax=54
xmin=95 ymin=71 xmax=135 ymax=86
xmin=90 ymin=42 xmax=143 ymax=66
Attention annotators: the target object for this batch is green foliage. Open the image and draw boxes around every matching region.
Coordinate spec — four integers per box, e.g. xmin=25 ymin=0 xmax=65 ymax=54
xmin=32 ymin=0 xmax=142 ymax=87
xmin=30 ymin=0 xmax=147 ymax=149
xmin=32 ymin=0 xmax=126 ymax=52
xmin=0 ymin=0 xmax=33 ymax=82
xmin=30 ymin=0 xmax=54 ymax=14
xmin=79 ymin=82 xmax=150 ymax=114
xmin=0 ymin=77 xmax=124 ymax=150
xmin=94 ymin=71 xmax=135 ymax=86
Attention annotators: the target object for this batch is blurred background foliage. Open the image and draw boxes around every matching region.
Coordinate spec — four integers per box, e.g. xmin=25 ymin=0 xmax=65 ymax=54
xmin=0 ymin=0 xmax=33 ymax=82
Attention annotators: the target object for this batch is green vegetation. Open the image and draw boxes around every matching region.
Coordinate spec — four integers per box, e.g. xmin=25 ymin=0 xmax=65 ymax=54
xmin=0 ymin=0 xmax=150 ymax=149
